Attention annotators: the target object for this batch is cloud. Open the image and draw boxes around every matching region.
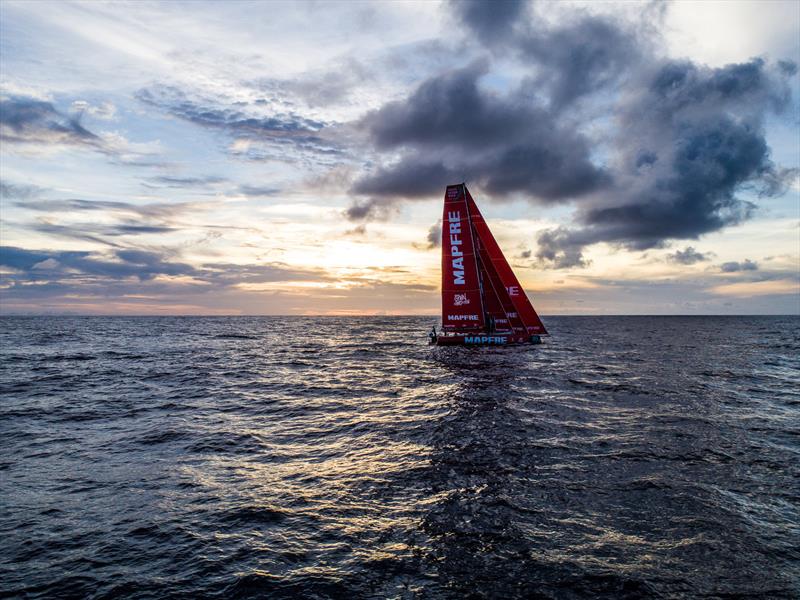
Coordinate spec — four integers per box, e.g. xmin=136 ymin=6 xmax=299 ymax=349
xmin=145 ymin=175 xmax=227 ymax=188
xmin=517 ymin=13 xmax=645 ymax=110
xmin=237 ymin=184 xmax=281 ymax=197
xmin=533 ymin=56 xmax=797 ymax=267
xmin=250 ymin=57 xmax=372 ymax=109
xmin=720 ymin=259 xmax=759 ymax=272
xmin=0 ymin=246 xmax=192 ymax=281
xmin=344 ymin=1 xmax=797 ymax=263
xmin=0 ymin=246 xmax=331 ymax=292
xmin=0 ymin=180 xmax=43 ymax=200
xmin=668 ymin=246 xmax=712 ymax=265
xmin=17 ymin=197 xmax=205 ymax=221
xmin=344 ymin=197 xmax=399 ymax=222
xmin=0 ymin=95 xmax=100 ymax=148
xmin=344 ymin=224 xmax=367 ymax=236
xmin=136 ymin=84 xmax=326 ymax=139
xmin=29 ymin=221 xmax=178 ymax=247
xmin=449 ymin=0 xmax=528 ymax=44
xmin=426 ymin=220 xmax=442 ymax=249
xmin=0 ymin=94 xmax=162 ymax=164
xmin=535 ymin=227 xmax=591 ymax=269
xmin=348 ymin=60 xmax=608 ymax=218
xmin=70 ymin=100 xmax=117 ymax=120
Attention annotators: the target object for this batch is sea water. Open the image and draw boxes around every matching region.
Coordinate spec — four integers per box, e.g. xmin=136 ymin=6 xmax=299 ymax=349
xmin=1 ymin=316 xmax=798 ymax=598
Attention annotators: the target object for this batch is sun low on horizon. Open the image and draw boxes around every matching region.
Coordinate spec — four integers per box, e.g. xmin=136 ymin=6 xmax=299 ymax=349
xmin=1 ymin=0 xmax=798 ymax=316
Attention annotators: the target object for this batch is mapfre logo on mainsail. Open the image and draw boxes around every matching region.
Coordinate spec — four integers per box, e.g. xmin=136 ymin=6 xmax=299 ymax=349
xmin=447 ymin=210 xmax=464 ymax=284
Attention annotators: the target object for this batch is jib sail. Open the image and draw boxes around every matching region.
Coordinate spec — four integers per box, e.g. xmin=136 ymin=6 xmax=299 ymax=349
xmin=441 ymin=184 xmax=485 ymax=331
xmin=465 ymin=187 xmax=548 ymax=336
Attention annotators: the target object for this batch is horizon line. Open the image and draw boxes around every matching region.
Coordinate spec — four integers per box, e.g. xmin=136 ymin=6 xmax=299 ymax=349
xmin=0 ymin=313 xmax=798 ymax=318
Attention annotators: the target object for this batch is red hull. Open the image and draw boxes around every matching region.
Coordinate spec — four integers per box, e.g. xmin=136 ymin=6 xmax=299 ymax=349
xmin=434 ymin=334 xmax=542 ymax=346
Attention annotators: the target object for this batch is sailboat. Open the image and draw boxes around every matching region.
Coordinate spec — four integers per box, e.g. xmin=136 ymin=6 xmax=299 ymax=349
xmin=432 ymin=183 xmax=548 ymax=346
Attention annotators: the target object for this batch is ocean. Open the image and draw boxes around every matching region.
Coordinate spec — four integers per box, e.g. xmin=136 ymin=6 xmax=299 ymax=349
xmin=1 ymin=316 xmax=798 ymax=599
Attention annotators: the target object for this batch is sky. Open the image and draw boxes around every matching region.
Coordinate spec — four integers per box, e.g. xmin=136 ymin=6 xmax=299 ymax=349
xmin=0 ymin=0 xmax=798 ymax=316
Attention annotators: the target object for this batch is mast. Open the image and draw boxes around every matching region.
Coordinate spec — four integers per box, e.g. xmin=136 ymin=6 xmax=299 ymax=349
xmin=463 ymin=183 xmax=487 ymax=330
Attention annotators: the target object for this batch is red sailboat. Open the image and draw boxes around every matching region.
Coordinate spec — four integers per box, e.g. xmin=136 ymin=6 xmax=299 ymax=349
xmin=432 ymin=183 xmax=548 ymax=346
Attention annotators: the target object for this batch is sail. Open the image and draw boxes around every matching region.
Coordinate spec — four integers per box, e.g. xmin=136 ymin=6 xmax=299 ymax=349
xmin=474 ymin=241 xmax=525 ymax=334
xmin=441 ymin=184 xmax=485 ymax=331
xmin=465 ymin=188 xmax=548 ymax=335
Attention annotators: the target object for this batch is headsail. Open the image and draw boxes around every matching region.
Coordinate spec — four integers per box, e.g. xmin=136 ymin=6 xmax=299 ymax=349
xmin=465 ymin=187 xmax=548 ymax=336
xmin=441 ymin=184 xmax=485 ymax=332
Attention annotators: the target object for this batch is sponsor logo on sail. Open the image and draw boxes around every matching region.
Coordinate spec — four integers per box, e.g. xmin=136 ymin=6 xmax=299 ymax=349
xmin=453 ymin=293 xmax=469 ymax=306
xmin=448 ymin=210 xmax=464 ymax=285
xmin=447 ymin=314 xmax=479 ymax=321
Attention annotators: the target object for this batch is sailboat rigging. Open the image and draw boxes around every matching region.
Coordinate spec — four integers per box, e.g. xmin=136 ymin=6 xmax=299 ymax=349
xmin=431 ymin=183 xmax=547 ymax=346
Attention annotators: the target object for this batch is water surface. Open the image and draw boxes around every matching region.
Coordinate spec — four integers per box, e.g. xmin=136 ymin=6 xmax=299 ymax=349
xmin=1 ymin=316 xmax=798 ymax=598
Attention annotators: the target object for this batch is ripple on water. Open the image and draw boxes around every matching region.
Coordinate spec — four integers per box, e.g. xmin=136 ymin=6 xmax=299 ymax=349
xmin=1 ymin=315 xmax=798 ymax=598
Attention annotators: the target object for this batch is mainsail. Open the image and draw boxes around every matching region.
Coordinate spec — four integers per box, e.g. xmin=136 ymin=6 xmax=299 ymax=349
xmin=440 ymin=183 xmax=548 ymax=336
xmin=441 ymin=184 xmax=485 ymax=331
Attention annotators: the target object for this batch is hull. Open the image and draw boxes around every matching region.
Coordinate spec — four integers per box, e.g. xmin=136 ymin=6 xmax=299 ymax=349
xmin=434 ymin=334 xmax=542 ymax=346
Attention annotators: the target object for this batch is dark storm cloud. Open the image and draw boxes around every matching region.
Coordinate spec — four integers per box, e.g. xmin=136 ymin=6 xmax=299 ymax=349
xmin=0 ymin=96 xmax=100 ymax=147
xmin=720 ymin=259 xmax=758 ymax=272
xmin=518 ymin=15 xmax=643 ymax=110
xmin=668 ymin=246 xmax=712 ymax=265
xmin=536 ymin=58 xmax=797 ymax=267
xmin=449 ymin=0 xmax=528 ymax=44
xmin=348 ymin=61 xmax=608 ymax=218
xmin=135 ymin=85 xmax=326 ymax=138
xmin=351 ymin=158 xmax=459 ymax=199
xmin=350 ymin=1 xmax=797 ymax=263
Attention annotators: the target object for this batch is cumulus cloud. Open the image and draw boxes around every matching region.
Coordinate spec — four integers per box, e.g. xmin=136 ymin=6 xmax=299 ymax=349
xmin=449 ymin=0 xmax=528 ymax=45
xmin=536 ymin=57 xmax=797 ymax=267
xmin=348 ymin=60 xmax=608 ymax=218
xmin=668 ymin=246 xmax=712 ymax=265
xmin=346 ymin=0 xmax=797 ymax=267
